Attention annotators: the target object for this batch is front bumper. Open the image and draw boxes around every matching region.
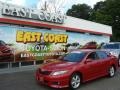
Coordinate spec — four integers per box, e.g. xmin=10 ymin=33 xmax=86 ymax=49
xmin=35 ymin=71 xmax=69 ymax=88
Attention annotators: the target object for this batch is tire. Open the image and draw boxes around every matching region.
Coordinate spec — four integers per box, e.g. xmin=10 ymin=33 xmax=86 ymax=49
xmin=69 ymin=73 xmax=81 ymax=90
xmin=108 ymin=66 xmax=115 ymax=77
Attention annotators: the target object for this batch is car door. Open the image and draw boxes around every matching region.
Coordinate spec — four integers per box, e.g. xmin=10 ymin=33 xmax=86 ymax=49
xmin=96 ymin=51 xmax=110 ymax=75
xmin=83 ymin=52 xmax=101 ymax=81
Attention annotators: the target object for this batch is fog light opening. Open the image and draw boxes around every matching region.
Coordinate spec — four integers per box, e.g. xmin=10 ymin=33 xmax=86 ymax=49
xmin=52 ymin=82 xmax=60 ymax=85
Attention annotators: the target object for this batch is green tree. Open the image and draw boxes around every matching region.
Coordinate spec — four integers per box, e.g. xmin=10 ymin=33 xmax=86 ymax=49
xmin=66 ymin=4 xmax=92 ymax=20
xmin=66 ymin=0 xmax=120 ymax=41
xmin=90 ymin=0 xmax=120 ymax=41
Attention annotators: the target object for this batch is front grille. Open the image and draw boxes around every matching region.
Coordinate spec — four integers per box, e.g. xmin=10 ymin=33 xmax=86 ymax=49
xmin=39 ymin=69 xmax=51 ymax=75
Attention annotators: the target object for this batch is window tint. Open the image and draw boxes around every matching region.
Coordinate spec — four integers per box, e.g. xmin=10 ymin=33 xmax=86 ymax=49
xmin=0 ymin=41 xmax=6 ymax=46
xmin=87 ymin=52 xmax=99 ymax=60
xmin=96 ymin=51 xmax=108 ymax=59
xmin=102 ymin=44 xmax=120 ymax=49
xmin=63 ymin=52 xmax=86 ymax=62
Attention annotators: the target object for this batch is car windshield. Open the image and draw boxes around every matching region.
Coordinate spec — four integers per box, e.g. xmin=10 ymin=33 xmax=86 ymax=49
xmin=0 ymin=41 xmax=6 ymax=46
xmin=63 ymin=52 xmax=86 ymax=62
xmin=102 ymin=44 xmax=119 ymax=49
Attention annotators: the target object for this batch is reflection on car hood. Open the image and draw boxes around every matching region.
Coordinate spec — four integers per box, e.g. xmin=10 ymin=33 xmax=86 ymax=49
xmin=0 ymin=46 xmax=11 ymax=52
xmin=40 ymin=60 xmax=77 ymax=71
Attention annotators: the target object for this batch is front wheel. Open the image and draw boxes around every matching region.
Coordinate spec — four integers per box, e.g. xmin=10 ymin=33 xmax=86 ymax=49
xmin=108 ymin=66 xmax=115 ymax=77
xmin=69 ymin=73 xmax=81 ymax=90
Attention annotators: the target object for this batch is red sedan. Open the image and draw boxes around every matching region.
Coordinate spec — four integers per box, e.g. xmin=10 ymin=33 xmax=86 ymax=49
xmin=36 ymin=50 xmax=118 ymax=89
xmin=0 ymin=40 xmax=13 ymax=62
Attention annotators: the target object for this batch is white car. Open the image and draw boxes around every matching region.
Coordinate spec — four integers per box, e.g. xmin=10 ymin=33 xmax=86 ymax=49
xmin=101 ymin=42 xmax=120 ymax=66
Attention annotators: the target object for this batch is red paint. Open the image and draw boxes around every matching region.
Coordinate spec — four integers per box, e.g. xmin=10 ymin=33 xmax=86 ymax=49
xmin=0 ymin=18 xmax=112 ymax=36
xmin=35 ymin=50 xmax=118 ymax=88
xmin=0 ymin=40 xmax=13 ymax=62
xmin=81 ymin=41 xmax=97 ymax=49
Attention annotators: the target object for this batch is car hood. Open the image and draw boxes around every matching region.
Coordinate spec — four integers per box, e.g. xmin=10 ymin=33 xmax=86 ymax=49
xmin=0 ymin=46 xmax=10 ymax=52
xmin=40 ymin=60 xmax=78 ymax=71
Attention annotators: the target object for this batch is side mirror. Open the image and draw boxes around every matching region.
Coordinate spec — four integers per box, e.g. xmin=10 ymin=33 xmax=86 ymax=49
xmin=85 ymin=59 xmax=92 ymax=64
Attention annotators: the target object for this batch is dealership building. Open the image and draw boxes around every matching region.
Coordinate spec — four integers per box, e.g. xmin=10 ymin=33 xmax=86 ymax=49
xmin=0 ymin=2 xmax=112 ymax=69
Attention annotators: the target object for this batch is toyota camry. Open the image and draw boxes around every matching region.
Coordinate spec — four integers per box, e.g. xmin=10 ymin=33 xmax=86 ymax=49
xmin=36 ymin=50 xmax=118 ymax=89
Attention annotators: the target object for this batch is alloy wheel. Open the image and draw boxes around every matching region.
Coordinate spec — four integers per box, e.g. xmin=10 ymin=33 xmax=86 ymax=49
xmin=70 ymin=74 xmax=81 ymax=89
xmin=109 ymin=66 xmax=115 ymax=77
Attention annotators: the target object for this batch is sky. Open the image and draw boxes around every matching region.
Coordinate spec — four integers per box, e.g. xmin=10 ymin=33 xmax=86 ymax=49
xmin=0 ymin=0 xmax=105 ymax=13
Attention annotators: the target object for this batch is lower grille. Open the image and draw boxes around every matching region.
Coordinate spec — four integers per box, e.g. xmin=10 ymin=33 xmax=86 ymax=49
xmin=39 ymin=69 xmax=51 ymax=75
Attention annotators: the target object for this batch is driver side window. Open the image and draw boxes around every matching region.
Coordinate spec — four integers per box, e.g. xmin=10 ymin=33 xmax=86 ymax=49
xmin=87 ymin=52 xmax=99 ymax=60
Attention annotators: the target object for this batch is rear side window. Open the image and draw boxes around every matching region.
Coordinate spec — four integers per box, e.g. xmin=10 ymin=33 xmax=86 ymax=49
xmin=102 ymin=44 xmax=120 ymax=49
xmin=87 ymin=52 xmax=99 ymax=60
xmin=96 ymin=51 xmax=108 ymax=59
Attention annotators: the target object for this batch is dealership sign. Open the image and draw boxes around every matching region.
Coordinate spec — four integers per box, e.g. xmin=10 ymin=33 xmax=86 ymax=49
xmin=1 ymin=2 xmax=65 ymax=24
xmin=16 ymin=31 xmax=68 ymax=44
xmin=0 ymin=24 xmax=109 ymax=63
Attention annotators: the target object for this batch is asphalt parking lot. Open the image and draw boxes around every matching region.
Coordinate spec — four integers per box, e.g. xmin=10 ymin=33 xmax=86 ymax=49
xmin=0 ymin=68 xmax=120 ymax=90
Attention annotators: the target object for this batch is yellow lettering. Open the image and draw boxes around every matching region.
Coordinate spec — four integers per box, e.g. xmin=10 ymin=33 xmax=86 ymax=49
xmin=31 ymin=32 xmax=36 ymax=42
xmin=43 ymin=33 xmax=68 ymax=43
xmin=36 ymin=33 xmax=41 ymax=42
xmin=44 ymin=33 xmax=49 ymax=42
xmin=23 ymin=32 xmax=31 ymax=44
xmin=16 ymin=31 xmax=24 ymax=42
xmin=63 ymin=35 xmax=68 ymax=43
xmin=49 ymin=34 xmax=54 ymax=43
xmin=16 ymin=31 xmax=68 ymax=44
xmin=16 ymin=31 xmax=42 ymax=44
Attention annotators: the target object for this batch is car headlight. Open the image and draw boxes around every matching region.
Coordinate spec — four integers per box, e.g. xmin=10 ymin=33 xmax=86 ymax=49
xmin=52 ymin=70 xmax=68 ymax=76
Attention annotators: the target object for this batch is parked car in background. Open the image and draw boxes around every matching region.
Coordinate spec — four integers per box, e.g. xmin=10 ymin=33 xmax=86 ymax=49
xmin=81 ymin=41 xmax=97 ymax=49
xmin=0 ymin=40 xmax=13 ymax=62
xmin=101 ymin=42 xmax=120 ymax=66
xmin=36 ymin=50 xmax=118 ymax=89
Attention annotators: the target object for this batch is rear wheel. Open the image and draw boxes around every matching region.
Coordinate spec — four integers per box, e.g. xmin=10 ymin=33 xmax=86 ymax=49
xmin=69 ymin=73 xmax=81 ymax=90
xmin=109 ymin=66 xmax=115 ymax=77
